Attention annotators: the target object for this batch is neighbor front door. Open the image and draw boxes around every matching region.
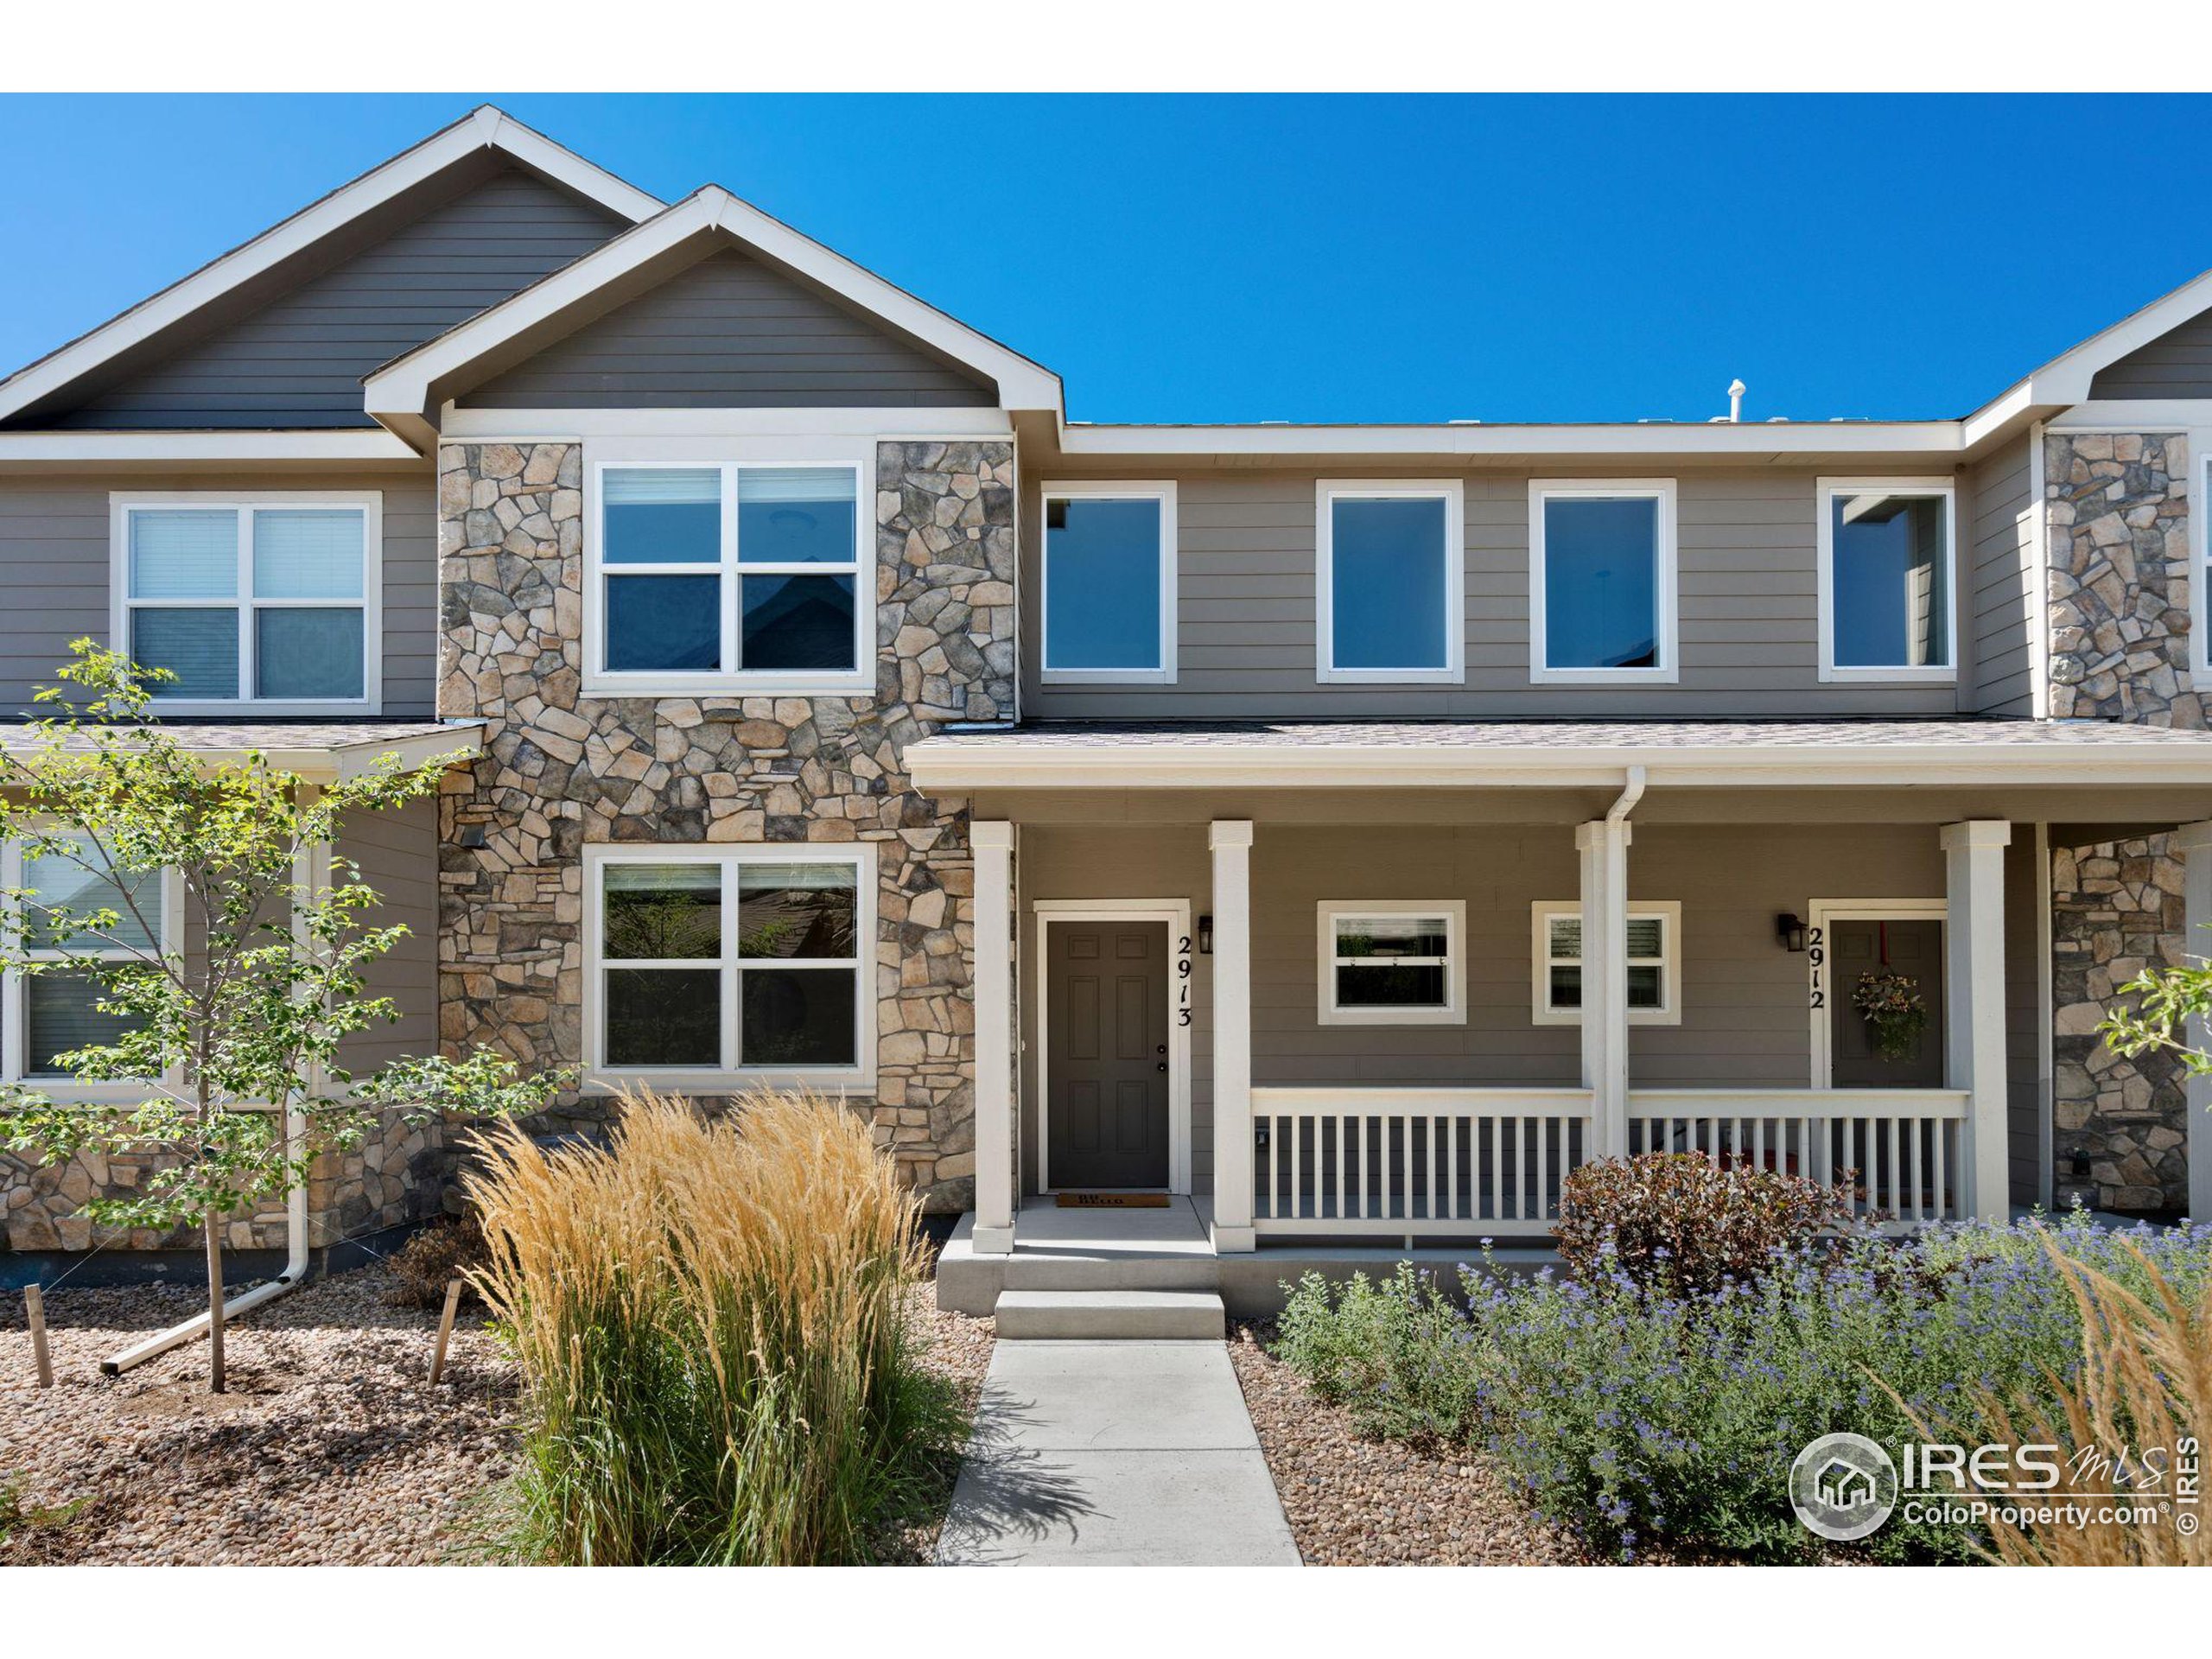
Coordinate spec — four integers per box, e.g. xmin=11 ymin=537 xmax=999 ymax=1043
xmin=1828 ymin=918 xmax=1946 ymax=1088
xmin=1046 ymin=918 xmax=1171 ymax=1189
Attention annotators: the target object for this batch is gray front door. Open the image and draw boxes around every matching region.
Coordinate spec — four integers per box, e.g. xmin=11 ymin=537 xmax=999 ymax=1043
xmin=1829 ymin=918 xmax=1946 ymax=1088
xmin=1046 ymin=919 xmax=1171 ymax=1189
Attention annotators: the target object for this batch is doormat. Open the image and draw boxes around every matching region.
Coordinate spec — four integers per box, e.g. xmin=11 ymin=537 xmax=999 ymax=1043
xmin=1055 ymin=1192 xmax=1173 ymax=1208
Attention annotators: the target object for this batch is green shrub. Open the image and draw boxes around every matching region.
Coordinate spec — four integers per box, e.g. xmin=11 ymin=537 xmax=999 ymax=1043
xmin=1553 ymin=1152 xmax=1857 ymax=1295
xmin=1275 ymin=1211 xmax=2212 ymax=1563
xmin=468 ymin=1085 xmax=962 ymax=1566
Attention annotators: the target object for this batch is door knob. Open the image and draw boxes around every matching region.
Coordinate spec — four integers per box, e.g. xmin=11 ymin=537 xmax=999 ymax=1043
xmin=1156 ymin=1045 xmax=1166 ymax=1055
xmin=1156 ymin=1061 xmax=1167 ymax=1072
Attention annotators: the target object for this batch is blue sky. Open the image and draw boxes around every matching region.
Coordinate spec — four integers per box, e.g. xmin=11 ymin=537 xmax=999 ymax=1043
xmin=3 ymin=93 xmax=2209 ymax=425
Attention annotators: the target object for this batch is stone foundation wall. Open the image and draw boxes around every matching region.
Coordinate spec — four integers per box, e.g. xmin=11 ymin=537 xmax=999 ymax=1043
xmin=2047 ymin=430 xmax=2196 ymax=1213
xmin=435 ymin=439 xmax=1013 ymax=1212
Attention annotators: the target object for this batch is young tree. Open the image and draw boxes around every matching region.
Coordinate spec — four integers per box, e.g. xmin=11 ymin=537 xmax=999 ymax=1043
xmin=0 ymin=642 xmax=566 ymax=1390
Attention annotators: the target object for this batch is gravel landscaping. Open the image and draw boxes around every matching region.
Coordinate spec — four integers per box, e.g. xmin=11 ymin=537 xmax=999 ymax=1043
xmin=1 ymin=1263 xmax=992 ymax=1566
xmin=1229 ymin=1319 xmax=1599 ymax=1566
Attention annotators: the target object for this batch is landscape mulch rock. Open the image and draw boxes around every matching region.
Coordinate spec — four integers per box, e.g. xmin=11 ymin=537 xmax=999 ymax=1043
xmin=2 ymin=1264 xmax=994 ymax=1567
xmin=1229 ymin=1319 xmax=1601 ymax=1566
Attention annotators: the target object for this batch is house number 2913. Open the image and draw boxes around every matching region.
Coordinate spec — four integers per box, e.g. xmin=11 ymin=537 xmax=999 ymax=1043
xmin=1176 ymin=936 xmax=1194 ymax=1027
xmin=1806 ymin=925 xmax=1827 ymax=1010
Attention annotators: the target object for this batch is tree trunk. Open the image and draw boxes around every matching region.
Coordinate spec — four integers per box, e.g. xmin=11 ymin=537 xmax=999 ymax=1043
xmin=204 ymin=1210 xmax=226 ymax=1394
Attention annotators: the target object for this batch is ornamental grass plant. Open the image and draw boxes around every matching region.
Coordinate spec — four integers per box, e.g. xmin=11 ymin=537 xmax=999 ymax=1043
xmin=466 ymin=1085 xmax=958 ymax=1565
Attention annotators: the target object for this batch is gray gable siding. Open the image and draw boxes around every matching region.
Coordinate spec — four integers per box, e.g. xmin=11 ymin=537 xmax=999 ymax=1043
xmin=456 ymin=248 xmax=996 ymax=409
xmin=1967 ymin=433 xmax=2037 ymax=716
xmin=2088 ymin=308 xmax=2212 ymax=399
xmin=1021 ymin=467 xmax=1971 ymax=719
xmin=35 ymin=169 xmax=626 ymax=429
xmin=0 ymin=469 xmax=435 ymax=715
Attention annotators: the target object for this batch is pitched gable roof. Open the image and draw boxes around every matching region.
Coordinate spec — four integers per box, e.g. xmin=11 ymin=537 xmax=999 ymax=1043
xmin=0 ymin=106 xmax=661 ymax=430
xmin=364 ymin=185 xmax=1062 ymax=446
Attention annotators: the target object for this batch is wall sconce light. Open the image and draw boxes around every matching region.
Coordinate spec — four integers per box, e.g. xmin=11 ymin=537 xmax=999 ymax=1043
xmin=1775 ymin=912 xmax=1807 ymax=952
xmin=1198 ymin=913 xmax=1214 ymax=955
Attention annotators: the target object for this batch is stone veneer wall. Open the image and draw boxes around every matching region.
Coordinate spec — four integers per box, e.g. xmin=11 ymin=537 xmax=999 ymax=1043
xmin=2047 ymin=431 xmax=2195 ymax=1212
xmin=435 ymin=439 xmax=1013 ymax=1212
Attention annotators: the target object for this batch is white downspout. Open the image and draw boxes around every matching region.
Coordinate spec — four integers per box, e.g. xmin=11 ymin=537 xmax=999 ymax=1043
xmin=1607 ymin=765 xmax=1648 ymax=825
xmin=103 ymin=804 xmax=324 ymax=1376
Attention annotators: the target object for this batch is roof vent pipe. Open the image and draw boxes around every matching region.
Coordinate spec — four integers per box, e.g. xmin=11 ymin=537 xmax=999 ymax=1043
xmin=1728 ymin=379 xmax=1746 ymax=423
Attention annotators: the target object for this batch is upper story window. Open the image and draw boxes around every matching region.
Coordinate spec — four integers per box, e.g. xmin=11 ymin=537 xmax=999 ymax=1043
xmin=1529 ymin=480 xmax=1678 ymax=683
xmin=1316 ymin=481 xmax=1465 ymax=683
xmin=111 ymin=494 xmax=379 ymax=712
xmin=3 ymin=833 xmax=180 ymax=1092
xmin=1316 ymin=899 xmax=1466 ymax=1026
xmin=588 ymin=459 xmax=870 ymax=696
xmin=1040 ymin=481 xmax=1176 ymax=683
xmin=1818 ymin=480 xmax=1955 ymax=683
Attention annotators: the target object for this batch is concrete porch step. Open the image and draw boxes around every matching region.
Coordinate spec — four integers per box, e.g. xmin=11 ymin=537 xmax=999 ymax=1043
xmin=992 ymin=1289 xmax=1226 ymax=1340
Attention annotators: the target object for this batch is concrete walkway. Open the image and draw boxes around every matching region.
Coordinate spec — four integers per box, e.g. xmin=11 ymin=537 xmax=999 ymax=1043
xmin=935 ymin=1340 xmax=1300 ymax=1567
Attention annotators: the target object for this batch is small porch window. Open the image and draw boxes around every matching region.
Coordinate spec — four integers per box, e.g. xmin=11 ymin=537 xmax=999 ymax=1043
xmin=3 ymin=832 xmax=180 ymax=1088
xmin=1316 ymin=900 xmax=1466 ymax=1026
xmin=1817 ymin=479 xmax=1955 ymax=682
xmin=1040 ymin=482 xmax=1177 ymax=683
xmin=1531 ymin=900 xmax=1682 ymax=1025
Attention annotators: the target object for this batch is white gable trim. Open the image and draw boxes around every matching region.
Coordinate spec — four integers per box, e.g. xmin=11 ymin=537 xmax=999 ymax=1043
xmin=0 ymin=106 xmax=660 ymax=429
xmin=1963 ymin=265 xmax=2212 ymax=442
xmin=364 ymin=187 xmax=1062 ymax=437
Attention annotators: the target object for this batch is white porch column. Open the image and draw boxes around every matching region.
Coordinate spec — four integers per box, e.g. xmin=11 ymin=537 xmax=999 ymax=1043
xmin=1941 ymin=819 xmax=2012 ymax=1222
xmin=2173 ymin=821 xmax=2212 ymax=1224
xmin=1576 ymin=818 xmax=1631 ymax=1158
xmin=970 ymin=821 xmax=1015 ymax=1255
xmin=1210 ymin=820 xmax=1256 ymax=1252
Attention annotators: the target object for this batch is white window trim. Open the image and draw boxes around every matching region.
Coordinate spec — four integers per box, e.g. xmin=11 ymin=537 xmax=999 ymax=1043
xmin=1 ymin=834 xmax=187 ymax=1101
xmin=2191 ymin=441 xmax=2212 ymax=686
xmin=1315 ymin=899 xmax=1466 ymax=1027
xmin=582 ymin=449 xmax=875 ymax=698
xmin=1528 ymin=478 xmax=1680 ymax=685
xmin=581 ymin=843 xmax=876 ymax=1093
xmin=1314 ymin=480 xmax=1465 ymax=684
xmin=1037 ymin=480 xmax=1178 ymax=685
xmin=109 ymin=492 xmax=383 ymax=715
xmin=1529 ymin=899 xmax=1682 ymax=1027
xmin=1815 ymin=476 xmax=1959 ymax=685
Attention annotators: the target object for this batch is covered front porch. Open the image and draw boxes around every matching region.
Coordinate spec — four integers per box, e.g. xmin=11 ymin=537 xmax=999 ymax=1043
xmin=912 ymin=720 xmax=2212 ymax=1282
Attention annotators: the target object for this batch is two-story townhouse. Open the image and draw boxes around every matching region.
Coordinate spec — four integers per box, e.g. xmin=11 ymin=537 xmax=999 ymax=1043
xmin=3 ymin=109 xmax=2211 ymax=1314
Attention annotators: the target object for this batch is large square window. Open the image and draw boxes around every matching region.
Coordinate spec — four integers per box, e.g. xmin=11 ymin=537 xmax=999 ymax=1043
xmin=1316 ymin=900 xmax=1465 ymax=1026
xmin=1530 ymin=482 xmax=1675 ymax=680
xmin=593 ymin=462 xmax=867 ymax=690
xmin=1317 ymin=483 xmax=1462 ymax=682
xmin=117 ymin=498 xmax=375 ymax=708
xmin=590 ymin=850 xmax=870 ymax=1080
xmin=1821 ymin=482 xmax=1955 ymax=679
xmin=1041 ymin=485 xmax=1175 ymax=680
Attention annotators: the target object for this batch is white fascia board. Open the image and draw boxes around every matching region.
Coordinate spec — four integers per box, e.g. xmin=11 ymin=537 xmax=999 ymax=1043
xmin=0 ymin=430 xmax=421 ymax=469
xmin=367 ymin=187 xmax=1063 ymax=428
xmin=2047 ymin=398 xmax=2212 ymax=432
xmin=0 ymin=106 xmax=660 ymax=428
xmin=905 ymin=740 xmax=2212 ymax=793
xmin=437 ymin=404 xmax=1015 ymax=442
xmin=0 ymin=723 xmax=482 ymax=785
xmin=1055 ymin=420 xmax=1967 ymax=461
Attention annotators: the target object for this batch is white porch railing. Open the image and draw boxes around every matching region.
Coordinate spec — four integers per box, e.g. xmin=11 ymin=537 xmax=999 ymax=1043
xmin=1249 ymin=1087 xmax=1595 ymax=1238
xmin=1627 ymin=1088 xmax=1971 ymax=1227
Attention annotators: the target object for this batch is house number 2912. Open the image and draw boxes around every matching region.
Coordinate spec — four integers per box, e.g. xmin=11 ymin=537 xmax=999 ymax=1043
xmin=1176 ymin=936 xmax=1194 ymax=1027
xmin=1806 ymin=925 xmax=1827 ymax=1010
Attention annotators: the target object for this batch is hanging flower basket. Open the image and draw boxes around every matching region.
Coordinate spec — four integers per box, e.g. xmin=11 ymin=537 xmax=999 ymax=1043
xmin=1851 ymin=969 xmax=1927 ymax=1061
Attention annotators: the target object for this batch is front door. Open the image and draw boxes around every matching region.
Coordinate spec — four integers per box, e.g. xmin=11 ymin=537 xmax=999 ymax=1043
xmin=1828 ymin=918 xmax=1946 ymax=1087
xmin=1046 ymin=918 xmax=1171 ymax=1189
